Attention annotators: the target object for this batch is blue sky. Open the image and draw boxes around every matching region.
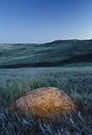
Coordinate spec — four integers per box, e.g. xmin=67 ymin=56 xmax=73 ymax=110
xmin=0 ymin=0 xmax=92 ymax=43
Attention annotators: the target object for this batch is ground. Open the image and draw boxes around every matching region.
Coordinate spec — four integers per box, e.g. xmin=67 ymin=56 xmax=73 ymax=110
xmin=0 ymin=67 xmax=92 ymax=135
xmin=0 ymin=40 xmax=92 ymax=134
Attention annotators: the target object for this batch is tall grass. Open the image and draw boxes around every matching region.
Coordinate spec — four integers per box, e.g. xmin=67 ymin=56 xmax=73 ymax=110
xmin=0 ymin=67 xmax=92 ymax=134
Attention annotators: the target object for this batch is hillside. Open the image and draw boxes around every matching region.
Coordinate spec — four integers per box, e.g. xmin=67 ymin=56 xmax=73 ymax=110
xmin=0 ymin=39 xmax=92 ymax=68
xmin=0 ymin=40 xmax=92 ymax=134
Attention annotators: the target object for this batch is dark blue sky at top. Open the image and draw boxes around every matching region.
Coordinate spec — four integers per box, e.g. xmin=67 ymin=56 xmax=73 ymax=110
xmin=0 ymin=0 xmax=92 ymax=43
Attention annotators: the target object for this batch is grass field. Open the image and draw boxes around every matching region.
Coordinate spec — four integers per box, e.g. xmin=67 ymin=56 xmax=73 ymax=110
xmin=0 ymin=66 xmax=92 ymax=107
xmin=0 ymin=67 xmax=92 ymax=134
xmin=0 ymin=40 xmax=92 ymax=134
xmin=0 ymin=40 xmax=92 ymax=68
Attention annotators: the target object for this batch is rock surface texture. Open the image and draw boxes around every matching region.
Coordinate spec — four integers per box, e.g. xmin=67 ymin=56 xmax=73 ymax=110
xmin=16 ymin=87 xmax=77 ymax=119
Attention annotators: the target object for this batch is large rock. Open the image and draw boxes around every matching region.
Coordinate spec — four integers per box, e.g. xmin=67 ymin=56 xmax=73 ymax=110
xmin=16 ymin=87 xmax=77 ymax=119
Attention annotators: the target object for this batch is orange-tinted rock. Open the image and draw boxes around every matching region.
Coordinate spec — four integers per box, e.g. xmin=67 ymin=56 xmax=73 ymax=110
xmin=16 ymin=87 xmax=77 ymax=119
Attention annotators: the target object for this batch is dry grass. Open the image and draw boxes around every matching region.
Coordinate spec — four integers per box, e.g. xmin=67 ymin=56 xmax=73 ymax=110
xmin=0 ymin=107 xmax=92 ymax=135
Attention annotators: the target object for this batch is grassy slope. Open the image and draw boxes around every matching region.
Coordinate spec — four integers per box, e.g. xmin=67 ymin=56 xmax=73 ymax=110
xmin=0 ymin=39 xmax=92 ymax=68
xmin=0 ymin=40 xmax=92 ymax=134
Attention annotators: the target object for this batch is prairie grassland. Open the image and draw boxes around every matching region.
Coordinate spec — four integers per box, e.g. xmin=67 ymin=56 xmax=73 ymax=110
xmin=0 ymin=40 xmax=92 ymax=68
xmin=0 ymin=66 xmax=92 ymax=134
xmin=0 ymin=39 xmax=92 ymax=134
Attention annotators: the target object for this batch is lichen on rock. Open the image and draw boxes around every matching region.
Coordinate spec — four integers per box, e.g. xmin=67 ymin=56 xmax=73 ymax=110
xmin=16 ymin=87 xmax=77 ymax=119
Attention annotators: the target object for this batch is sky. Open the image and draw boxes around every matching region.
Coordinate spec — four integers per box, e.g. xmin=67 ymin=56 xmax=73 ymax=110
xmin=0 ymin=0 xmax=92 ymax=43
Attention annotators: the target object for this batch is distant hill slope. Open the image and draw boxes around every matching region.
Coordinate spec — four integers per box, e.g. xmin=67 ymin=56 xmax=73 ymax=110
xmin=0 ymin=39 xmax=92 ymax=68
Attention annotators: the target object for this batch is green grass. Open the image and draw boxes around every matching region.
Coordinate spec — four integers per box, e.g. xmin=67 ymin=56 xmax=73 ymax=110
xmin=0 ymin=39 xmax=92 ymax=68
xmin=0 ymin=67 xmax=92 ymax=107
xmin=0 ymin=40 xmax=92 ymax=134
xmin=0 ymin=67 xmax=92 ymax=134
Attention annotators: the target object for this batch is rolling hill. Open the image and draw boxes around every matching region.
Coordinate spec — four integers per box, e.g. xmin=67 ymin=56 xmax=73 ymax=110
xmin=0 ymin=39 xmax=92 ymax=68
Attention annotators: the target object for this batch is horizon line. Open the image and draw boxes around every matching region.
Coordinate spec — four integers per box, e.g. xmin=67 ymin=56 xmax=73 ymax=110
xmin=0 ymin=38 xmax=92 ymax=44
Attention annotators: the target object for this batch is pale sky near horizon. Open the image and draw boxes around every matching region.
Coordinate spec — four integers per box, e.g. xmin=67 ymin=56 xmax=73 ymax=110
xmin=0 ymin=0 xmax=92 ymax=43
